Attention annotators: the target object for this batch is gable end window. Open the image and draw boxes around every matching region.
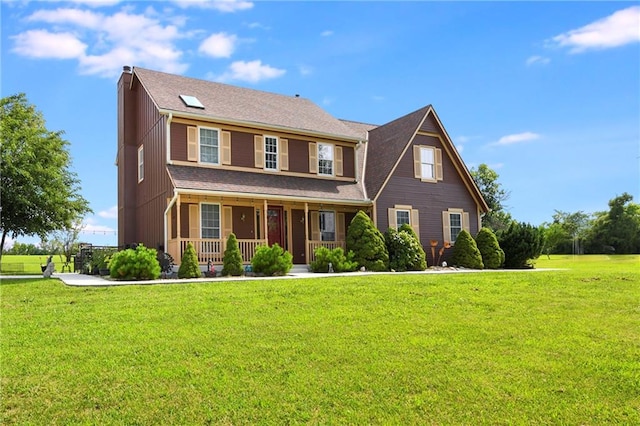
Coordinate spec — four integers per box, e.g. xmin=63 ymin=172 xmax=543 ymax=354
xmin=442 ymin=208 xmax=470 ymax=244
xmin=413 ymin=145 xmax=443 ymax=182
xmin=199 ymin=127 xmax=220 ymax=165
xmin=137 ymin=145 xmax=144 ymax=183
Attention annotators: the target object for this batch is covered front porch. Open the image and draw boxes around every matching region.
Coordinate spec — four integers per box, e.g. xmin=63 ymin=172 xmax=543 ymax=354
xmin=165 ymin=192 xmax=368 ymax=265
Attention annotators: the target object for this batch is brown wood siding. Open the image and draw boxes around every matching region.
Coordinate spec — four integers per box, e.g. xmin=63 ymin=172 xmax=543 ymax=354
xmin=118 ymin=71 xmax=137 ymax=247
xmin=291 ymin=209 xmax=306 ymax=264
xmin=419 ymin=113 xmax=440 ymax=133
xmin=231 ymin=131 xmax=255 ymax=168
xmin=180 ymin=203 xmax=191 ymax=238
xmin=342 ymin=145 xmax=355 ymax=179
xmin=375 ymin=133 xmax=480 ymax=252
xmin=287 ymin=139 xmax=309 ymax=173
xmin=131 ymin=82 xmax=172 ymax=249
xmin=232 ymin=206 xmax=255 ymax=239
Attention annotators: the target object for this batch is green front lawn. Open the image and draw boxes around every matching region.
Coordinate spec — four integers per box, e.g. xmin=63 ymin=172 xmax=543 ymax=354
xmin=2 ymin=255 xmax=638 ymax=424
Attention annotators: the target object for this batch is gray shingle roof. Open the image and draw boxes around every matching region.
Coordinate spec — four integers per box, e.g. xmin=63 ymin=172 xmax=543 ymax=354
xmin=365 ymin=105 xmax=431 ymax=200
xmin=133 ymin=67 xmax=363 ymax=141
xmin=167 ymin=165 xmax=369 ymax=204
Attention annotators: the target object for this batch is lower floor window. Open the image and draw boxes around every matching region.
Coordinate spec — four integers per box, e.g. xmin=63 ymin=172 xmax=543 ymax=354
xmin=201 ymin=204 xmax=220 ymax=239
xmin=396 ymin=210 xmax=410 ymax=228
xmin=449 ymin=212 xmax=462 ymax=243
xmin=319 ymin=211 xmax=335 ymax=241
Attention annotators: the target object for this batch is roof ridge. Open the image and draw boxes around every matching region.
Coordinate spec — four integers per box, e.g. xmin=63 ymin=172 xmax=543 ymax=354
xmin=134 ymin=66 xmax=309 ymax=102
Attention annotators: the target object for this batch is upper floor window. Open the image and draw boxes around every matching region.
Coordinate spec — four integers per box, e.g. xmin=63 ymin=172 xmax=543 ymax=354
xmin=420 ymin=147 xmax=435 ymax=180
xmin=137 ymin=145 xmax=144 ymax=183
xmin=318 ymin=143 xmax=334 ymax=176
xmin=201 ymin=203 xmax=220 ymax=239
xmin=200 ymin=127 xmax=219 ymax=164
xmin=264 ymin=136 xmax=278 ymax=171
xmin=413 ymin=145 xmax=443 ymax=182
xmin=319 ymin=211 xmax=335 ymax=241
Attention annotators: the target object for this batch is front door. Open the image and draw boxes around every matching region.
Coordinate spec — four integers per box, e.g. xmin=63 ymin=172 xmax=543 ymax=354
xmin=267 ymin=206 xmax=285 ymax=248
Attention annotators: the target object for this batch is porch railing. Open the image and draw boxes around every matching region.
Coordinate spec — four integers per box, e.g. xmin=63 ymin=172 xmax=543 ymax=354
xmin=307 ymin=240 xmax=346 ymax=263
xmin=171 ymin=238 xmax=267 ymax=264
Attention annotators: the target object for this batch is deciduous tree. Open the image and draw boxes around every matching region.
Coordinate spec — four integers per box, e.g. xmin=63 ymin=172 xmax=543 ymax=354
xmin=470 ymin=164 xmax=512 ymax=232
xmin=0 ymin=93 xmax=91 ymax=260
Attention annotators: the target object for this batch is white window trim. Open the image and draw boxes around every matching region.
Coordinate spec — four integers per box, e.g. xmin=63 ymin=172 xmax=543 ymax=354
xmin=199 ymin=126 xmax=221 ymax=165
xmin=318 ymin=142 xmax=335 ymax=177
xmin=396 ymin=209 xmax=411 ymax=229
xmin=264 ymin=135 xmax=279 ymax=171
xmin=420 ymin=146 xmax=435 ymax=181
xmin=137 ymin=145 xmax=144 ymax=183
xmin=200 ymin=202 xmax=221 ymax=239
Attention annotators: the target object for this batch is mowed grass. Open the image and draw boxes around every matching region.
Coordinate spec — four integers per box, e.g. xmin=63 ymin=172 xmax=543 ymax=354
xmin=1 ymin=256 xmax=638 ymax=424
xmin=0 ymin=254 xmax=59 ymax=274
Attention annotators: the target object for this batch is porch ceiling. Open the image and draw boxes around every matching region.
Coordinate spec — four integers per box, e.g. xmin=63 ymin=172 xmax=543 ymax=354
xmin=167 ymin=165 xmax=369 ymax=204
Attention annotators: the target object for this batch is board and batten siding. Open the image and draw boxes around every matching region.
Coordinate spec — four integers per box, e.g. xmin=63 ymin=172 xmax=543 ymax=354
xmin=375 ymin=133 xmax=481 ymax=248
xmin=131 ymin=81 xmax=172 ymax=250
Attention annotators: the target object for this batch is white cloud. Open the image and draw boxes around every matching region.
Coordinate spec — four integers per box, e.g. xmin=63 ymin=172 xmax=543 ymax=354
xmin=16 ymin=7 xmax=188 ymax=78
xmin=549 ymin=6 xmax=640 ymax=53
xmin=27 ymin=8 xmax=103 ymax=28
xmin=247 ymin=22 xmax=270 ymax=30
xmin=199 ymin=32 xmax=237 ymax=58
xmin=64 ymin=0 xmax=122 ymax=7
xmin=492 ymin=132 xmax=541 ymax=146
xmin=216 ymin=60 xmax=285 ymax=83
xmin=321 ymin=30 xmax=334 ymax=37
xmin=526 ymin=55 xmax=550 ymax=66
xmin=82 ymin=217 xmax=116 ymax=234
xmin=172 ymin=0 xmax=253 ymax=12
xmin=12 ymin=30 xmax=87 ymax=59
xmin=97 ymin=205 xmax=118 ymax=219
xmin=371 ymin=95 xmax=385 ymax=102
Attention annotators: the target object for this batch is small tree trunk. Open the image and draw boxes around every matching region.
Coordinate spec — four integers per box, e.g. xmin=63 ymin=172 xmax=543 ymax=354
xmin=0 ymin=230 xmax=7 ymax=263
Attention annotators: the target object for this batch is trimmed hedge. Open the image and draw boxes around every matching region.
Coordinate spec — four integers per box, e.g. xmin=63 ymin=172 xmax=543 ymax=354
xmin=178 ymin=242 xmax=201 ymax=278
xmin=222 ymin=233 xmax=244 ymax=276
xmin=385 ymin=227 xmax=427 ymax=272
xmin=109 ymin=244 xmax=161 ymax=280
xmin=310 ymin=246 xmax=358 ymax=273
xmin=251 ymin=243 xmax=292 ymax=276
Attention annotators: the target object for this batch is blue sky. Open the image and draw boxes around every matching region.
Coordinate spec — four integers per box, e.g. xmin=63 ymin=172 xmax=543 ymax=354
xmin=2 ymin=0 xmax=639 ymax=248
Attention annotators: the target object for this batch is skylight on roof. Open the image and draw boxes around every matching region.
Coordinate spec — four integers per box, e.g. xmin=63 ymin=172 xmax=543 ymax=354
xmin=179 ymin=95 xmax=205 ymax=109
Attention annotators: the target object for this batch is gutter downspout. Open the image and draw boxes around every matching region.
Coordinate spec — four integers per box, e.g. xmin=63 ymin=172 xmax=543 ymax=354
xmin=166 ymin=113 xmax=173 ymax=165
xmin=164 ymin=190 xmax=178 ymax=255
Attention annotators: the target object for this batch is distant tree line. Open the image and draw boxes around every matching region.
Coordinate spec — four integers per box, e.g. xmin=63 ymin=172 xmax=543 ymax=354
xmin=471 ymin=164 xmax=639 ymax=256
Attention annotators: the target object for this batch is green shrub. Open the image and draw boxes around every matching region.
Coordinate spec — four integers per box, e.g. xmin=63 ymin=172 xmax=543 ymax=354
xmin=310 ymin=246 xmax=358 ymax=273
xmin=221 ymin=233 xmax=244 ymax=276
xmin=346 ymin=210 xmax=389 ymax=272
xmin=251 ymin=243 xmax=293 ymax=276
xmin=178 ymin=242 xmax=201 ymax=279
xmin=385 ymin=227 xmax=427 ymax=272
xmin=109 ymin=244 xmax=161 ymax=280
xmin=451 ymin=230 xmax=484 ymax=269
xmin=475 ymin=227 xmax=505 ymax=269
xmin=499 ymin=221 xmax=544 ymax=268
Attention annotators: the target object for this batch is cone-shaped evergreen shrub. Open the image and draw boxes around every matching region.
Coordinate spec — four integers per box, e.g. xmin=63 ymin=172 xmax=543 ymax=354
xmin=385 ymin=226 xmax=427 ymax=272
xmin=451 ymin=229 xmax=484 ymax=269
xmin=178 ymin=242 xmax=201 ymax=278
xmin=222 ymin=233 xmax=244 ymax=276
xmin=346 ymin=210 xmax=389 ymax=271
xmin=498 ymin=221 xmax=544 ymax=268
xmin=475 ymin=227 xmax=505 ymax=269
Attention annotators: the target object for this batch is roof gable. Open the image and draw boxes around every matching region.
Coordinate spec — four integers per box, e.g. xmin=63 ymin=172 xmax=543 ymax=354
xmin=365 ymin=105 xmax=489 ymax=212
xmin=132 ymin=67 xmax=362 ymax=141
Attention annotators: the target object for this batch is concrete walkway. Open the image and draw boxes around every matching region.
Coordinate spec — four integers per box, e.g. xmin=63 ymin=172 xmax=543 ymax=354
xmin=1 ymin=267 xmax=558 ymax=287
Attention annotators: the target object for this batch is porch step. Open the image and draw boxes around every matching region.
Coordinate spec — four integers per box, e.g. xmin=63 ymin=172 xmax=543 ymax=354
xmin=290 ymin=264 xmax=310 ymax=274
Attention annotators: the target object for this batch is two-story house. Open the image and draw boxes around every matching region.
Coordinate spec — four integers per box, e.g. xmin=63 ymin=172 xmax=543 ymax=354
xmin=117 ymin=66 xmax=488 ymax=266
